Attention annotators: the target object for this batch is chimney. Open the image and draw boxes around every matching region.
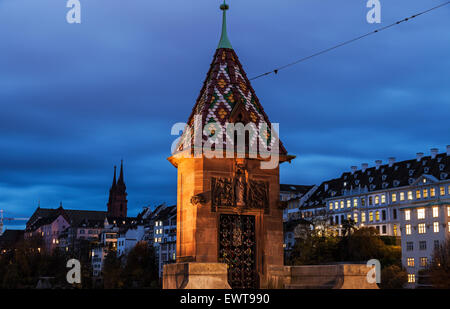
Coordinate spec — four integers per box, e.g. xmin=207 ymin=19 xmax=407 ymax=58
xmin=375 ymin=160 xmax=382 ymax=170
xmin=324 ymin=183 xmax=329 ymax=191
xmin=416 ymin=152 xmax=424 ymax=162
xmin=362 ymin=163 xmax=368 ymax=173
xmin=351 ymin=166 xmax=357 ymax=175
xmin=447 ymin=145 xmax=450 ymax=156
xmin=388 ymin=157 xmax=396 ymax=167
xmin=431 ymin=148 xmax=438 ymax=159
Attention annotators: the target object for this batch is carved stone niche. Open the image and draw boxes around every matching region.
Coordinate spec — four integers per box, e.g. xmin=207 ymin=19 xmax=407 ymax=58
xmin=191 ymin=194 xmax=206 ymax=207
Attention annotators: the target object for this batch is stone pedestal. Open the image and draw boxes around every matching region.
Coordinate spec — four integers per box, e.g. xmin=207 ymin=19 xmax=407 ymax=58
xmin=266 ymin=264 xmax=379 ymax=289
xmin=163 ymin=263 xmax=231 ymax=289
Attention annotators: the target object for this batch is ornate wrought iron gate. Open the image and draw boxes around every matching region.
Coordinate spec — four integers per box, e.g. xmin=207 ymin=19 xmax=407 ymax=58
xmin=219 ymin=214 xmax=257 ymax=288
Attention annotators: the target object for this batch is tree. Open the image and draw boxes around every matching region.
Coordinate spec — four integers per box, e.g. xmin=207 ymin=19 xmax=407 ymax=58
xmin=379 ymin=264 xmax=407 ymax=289
xmin=123 ymin=242 xmax=159 ymax=288
xmin=429 ymin=239 xmax=450 ymax=288
xmin=102 ymin=249 xmax=123 ymax=289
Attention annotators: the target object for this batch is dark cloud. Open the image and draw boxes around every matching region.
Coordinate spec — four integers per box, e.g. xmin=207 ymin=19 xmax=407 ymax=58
xmin=0 ymin=0 xmax=449 ymax=226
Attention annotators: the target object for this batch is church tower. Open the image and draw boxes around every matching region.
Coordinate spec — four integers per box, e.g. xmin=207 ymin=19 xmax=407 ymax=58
xmin=166 ymin=1 xmax=293 ymax=289
xmin=107 ymin=160 xmax=128 ymax=218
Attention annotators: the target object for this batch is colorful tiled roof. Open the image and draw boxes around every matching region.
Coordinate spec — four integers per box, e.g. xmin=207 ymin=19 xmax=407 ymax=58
xmin=176 ymin=3 xmax=287 ymax=156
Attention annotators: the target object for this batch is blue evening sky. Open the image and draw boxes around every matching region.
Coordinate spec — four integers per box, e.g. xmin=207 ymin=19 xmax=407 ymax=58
xmin=0 ymin=0 xmax=449 ymax=229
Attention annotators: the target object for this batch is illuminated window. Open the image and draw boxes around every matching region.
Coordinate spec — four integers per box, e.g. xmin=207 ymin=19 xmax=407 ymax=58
xmin=405 ymin=210 xmax=411 ymax=221
xmin=440 ymin=186 xmax=445 ymax=196
xmin=392 ymin=193 xmax=397 ymax=202
xmin=407 ymin=258 xmax=414 ymax=267
xmin=347 ymin=200 xmax=351 ymax=208
xmin=433 ymin=222 xmax=439 ymax=233
xmin=393 ymin=224 xmax=398 ymax=236
xmin=418 ymin=223 xmax=426 ymax=234
xmin=353 ymin=199 xmax=358 ymax=207
xmin=335 ymin=202 xmax=338 ymax=210
xmin=354 ymin=213 xmax=358 ymax=223
xmin=431 ymin=188 xmax=436 ymax=197
xmin=417 ymin=208 xmax=425 ymax=220
xmin=340 ymin=201 xmax=344 ymax=209
xmin=381 ymin=195 xmax=386 ymax=204
xmin=154 ymin=238 xmax=158 ymax=243
xmin=423 ymin=189 xmax=428 ymax=198
xmin=329 ymin=203 xmax=333 ymax=210
xmin=433 ymin=207 xmax=439 ymax=218
xmin=400 ymin=192 xmax=405 ymax=201
xmin=361 ymin=212 xmax=366 ymax=223
xmin=347 ymin=214 xmax=351 ymax=220
xmin=416 ymin=190 xmax=421 ymax=199
xmin=369 ymin=212 xmax=374 ymax=222
xmin=408 ymin=274 xmax=415 ymax=283
xmin=405 ymin=224 xmax=412 ymax=235
xmin=375 ymin=196 xmax=380 ymax=205
xmin=420 ymin=257 xmax=428 ymax=267
xmin=448 ymin=222 xmax=450 ymax=232
xmin=375 ymin=211 xmax=380 ymax=221
xmin=408 ymin=191 xmax=413 ymax=200
xmin=448 ymin=206 xmax=450 ymax=217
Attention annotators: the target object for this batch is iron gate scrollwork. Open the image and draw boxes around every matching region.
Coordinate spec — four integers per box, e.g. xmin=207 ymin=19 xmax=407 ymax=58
xmin=219 ymin=214 xmax=257 ymax=288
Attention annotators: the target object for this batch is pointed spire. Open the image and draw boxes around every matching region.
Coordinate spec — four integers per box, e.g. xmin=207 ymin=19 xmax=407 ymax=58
xmin=112 ymin=165 xmax=117 ymax=187
xmin=218 ymin=0 xmax=233 ymax=50
xmin=118 ymin=160 xmax=124 ymax=184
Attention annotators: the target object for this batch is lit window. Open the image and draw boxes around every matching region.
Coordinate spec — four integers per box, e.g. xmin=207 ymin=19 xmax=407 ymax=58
xmin=433 ymin=222 xmax=439 ymax=233
xmin=354 ymin=213 xmax=358 ymax=223
xmin=433 ymin=207 xmax=439 ymax=218
xmin=375 ymin=196 xmax=380 ymax=205
xmin=347 ymin=214 xmax=351 ymax=220
xmin=448 ymin=206 xmax=450 ymax=217
xmin=393 ymin=224 xmax=398 ymax=236
xmin=154 ymin=238 xmax=158 ymax=243
xmin=329 ymin=203 xmax=333 ymax=210
xmin=440 ymin=187 xmax=445 ymax=196
xmin=418 ymin=223 xmax=426 ymax=234
xmin=353 ymin=199 xmax=358 ymax=207
xmin=431 ymin=188 xmax=436 ymax=197
xmin=361 ymin=212 xmax=366 ymax=223
xmin=408 ymin=274 xmax=415 ymax=283
xmin=416 ymin=190 xmax=421 ymax=199
xmin=423 ymin=189 xmax=428 ymax=198
xmin=392 ymin=193 xmax=397 ymax=202
xmin=335 ymin=202 xmax=338 ymax=210
xmin=400 ymin=192 xmax=405 ymax=201
xmin=381 ymin=195 xmax=386 ymax=204
xmin=369 ymin=212 xmax=374 ymax=222
xmin=405 ymin=224 xmax=412 ymax=235
xmin=405 ymin=210 xmax=411 ymax=221
xmin=420 ymin=257 xmax=428 ymax=267
xmin=408 ymin=191 xmax=413 ymax=200
xmin=407 ymin=258 xmax=414 ymax=267
xmin=417 ymin=208 xmax=425 ymax=220
xmin=340 ymin=201 xmax=344 ymax=209
xmin=347 ymin=200 xmax=351 ymax=208
xmin=375 ymin=211 xmax=380 ymax=221
xmin=448 ymin=222 xmax=450 ymax=232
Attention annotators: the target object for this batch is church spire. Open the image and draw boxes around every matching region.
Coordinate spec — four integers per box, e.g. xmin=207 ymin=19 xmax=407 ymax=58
xmin=118 ymin=160 xmax=124 ymax=184
xmin=112 ymin=165 xmax=117 ymax=187
xmin=218 ymin=0 xmax=233 ymax=50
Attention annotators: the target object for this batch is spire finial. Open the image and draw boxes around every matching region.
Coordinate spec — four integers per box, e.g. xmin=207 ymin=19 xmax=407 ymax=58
xmin=118 ymin=160 xmax=124 ymax=184
xmin=218 ymin=0 xmax=233 ymax=50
